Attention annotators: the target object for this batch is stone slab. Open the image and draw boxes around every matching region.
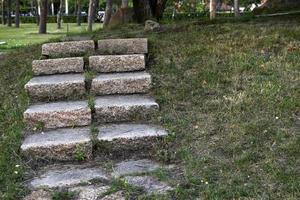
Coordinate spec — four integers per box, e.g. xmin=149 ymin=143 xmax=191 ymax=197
xmin=94 ymin=95 xmax=159 ymax=123
xmin=42 ymin=40 xmax=95 ymax=57
xmin=30 ymin=164 xmax=109 ymax=189
xmin=25 ymin=74 xmax=86 ymax=101
xmin=32 ymin=57 xmax=84 ymax=75
xmin=24 ymin=100 xmax=91 ymax=129
xmin=97 ymin=38 xmax=148 ymax=54
xmin=91 ymin=72 xmax=151 ymax=95
xmin=89 ymin=55 xmax=145 ymax=73
xmin=21 ymin=127 xmax=92 ymax=161
xmin=69 ymin=185 xmax=110 ymax=200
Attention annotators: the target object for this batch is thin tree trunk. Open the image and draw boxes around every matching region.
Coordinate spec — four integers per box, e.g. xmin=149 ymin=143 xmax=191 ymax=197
xmin=57 ymin=0 xmax=63 ymax=29
xmin=15 ymin=0 xmax=20 ymax=27
xmin=76 ymin=0 xmax=81 ymax=26
xmin=35 ymin=0 xmax=39 ymax=26
xmin=39 ymin=0 xmax=47 ymax=34
xmin=234 ymin=0 xmax=240 ymax=17
xmin=7 ymin=0 xmax=11 ymax=26
xmin=87 ymin=0 xmax=95 ymax=31
xmin=51 ymin=0 xmax=54 ymax=15
xmin=209 ymin=0 xmax=216 ymax=20
xmin=103 ymin=0 xmax=112 ymax=27
xmin=65 ymin=0 xmax=68 ymax=15
xmin=1 ymin=0 xmax=6 ymax=25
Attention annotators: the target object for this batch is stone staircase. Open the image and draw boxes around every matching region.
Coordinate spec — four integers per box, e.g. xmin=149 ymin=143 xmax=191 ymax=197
xmin=22 ymin=39 xmax=173 ymax=199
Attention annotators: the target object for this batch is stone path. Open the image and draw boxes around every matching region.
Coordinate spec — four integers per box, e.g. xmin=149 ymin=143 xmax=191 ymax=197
xmin=22 ymin=39 xmax=173 ymax=199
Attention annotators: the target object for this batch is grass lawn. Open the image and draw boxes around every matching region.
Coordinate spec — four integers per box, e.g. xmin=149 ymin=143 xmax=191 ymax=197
xmin=0 ymin=23 xmax=102 ymax=52
xmin=0 ymin=17 xmax=299 ymax=199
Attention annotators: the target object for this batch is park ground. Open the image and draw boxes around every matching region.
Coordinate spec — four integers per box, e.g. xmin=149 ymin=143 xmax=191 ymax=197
xmin=0 ymin=16 xmax=299 ymax=199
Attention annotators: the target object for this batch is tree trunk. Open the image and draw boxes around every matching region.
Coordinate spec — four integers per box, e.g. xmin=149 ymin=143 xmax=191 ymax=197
xmin=133 ymin=0 xmax=150 ymax=23
xmin=234 ymin=0 xmax=240 ymax=17
xmin=7 ymin=0 xmax=11 ymax=26
xmin=209 ymin=0 xmax=216 ymax=20
xmin=65 ymin=0 xmax=68 ymax=15
xmin=76 ymin=0 xmax=81 ymax=26
xmin=15 ymin=0 xmax=20 ymax=27
xmin=35 ymin=0 xmax=39 ymax=26
xmin=103 ymin=0 xmax=112 ymax=27
xmin=122 ymin=0 xmax=128 ymax=8
xmin=51 ymin=0 xmax=54 ymax=15
xmin=87 ymin=0 xmax=96 ymax=31
xmin=57 ymin=0 xmax=63 ymax=29
xmin=39 ymin=0 xmax=47 ymax=34
xmin=1 ymin=0 xmax=6 ymax=25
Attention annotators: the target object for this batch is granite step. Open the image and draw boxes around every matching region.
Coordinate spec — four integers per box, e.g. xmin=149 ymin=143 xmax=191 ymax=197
xmin=91 ymin=72 xmax=151 ymax=95
xmin=89 ymin=54 xmax=145 ymax=73
xmin=32 ymin=57 xmax=84 ymax=75
xmin=21 ymin=127 xmax=92 ymax=161
xmin=97 ymin=124 xmax=168 ymax=158
xmin=25 ymin=74 xmax=86 ymax=102
xmin=24 ymin=100 xmax=91 ymax=130
xmin=94 ymin=95 xmax=159 ymax=123
xmin=97 ymin=38 xmax=148 ymax=54
xmin=42 ymin=40 xmax=95 ymax=57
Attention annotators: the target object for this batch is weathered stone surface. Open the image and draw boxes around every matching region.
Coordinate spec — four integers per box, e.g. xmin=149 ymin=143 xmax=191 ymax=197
xmin=30 ymin=164 xmax=109 ymax=189
xmin=23 ymin=189 xmax=52 ymax=200
xmin=24 ymin=101 xmax=91 ymax=129
xmin=32 ymin=57 xmax=84 ymax=75
xmin=21 ymin=127 xmax=92 ymax=161
xmin=94 ymin=95 xmax=159 ymax=123
xmin=89 ymin=55 xmax=145 ymax=73
xmin=123 ymin=176 xmax=173 ymax=194
xmin=91 ymin=72 xmax=151 ymax=95
xmin=69 ymin=185 xmax=110 ymax=200
xmin=144 ymin=20 xmax=160 ymax=32
xmin=42 ymin=40 xmax=95 ymax=57
xmin=100 ymin=191 xmax=125 ymax=200
xmin=112 ymin=159 xmax=160 ymax=178
xmin=97 ymin=38 xmax=148 ymax=54
xmin=25 ymin=74 xmax=86 ymax=101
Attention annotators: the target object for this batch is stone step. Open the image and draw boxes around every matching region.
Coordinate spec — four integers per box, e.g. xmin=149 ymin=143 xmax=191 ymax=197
xmin=25 ymin=74 xmax=86 ymax=102
xmin=29 ymin=164 xmax=109 ymax=189
xmin=32 ymin=57 xmax=84 ymax=75
xmin=89 ymin=54 xmax=145 ymax=73
xmin=97 ymin=124 xmax=168 ymax=158
xmin=42 ymin=40 xmax=95 ymax=57
xmin=24 ymin=100 xmax=91 ymax=130
xmin=94 ymin=95 xmax=159 ymax=123
xmin=91 ymin=72 xmax=151 ymax=96
xmin=97 ymin=38 xmax=147 ymax=54
xmin=21 ymin=127 xmax=92 ymax=161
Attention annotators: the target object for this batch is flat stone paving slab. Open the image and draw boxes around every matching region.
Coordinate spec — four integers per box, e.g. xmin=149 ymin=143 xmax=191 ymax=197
xmin=42 ymin=40 xmax=95 ymax=57
xmin=89 ymin=54 xmax=145 ymax=73
xmin=21 ymin=127 xmax=92 ymax=161
xmin=69 ymin=185 xmax=110 ymax=200
xmin=25 ymin=74 xmax=86 ymax=101
xmin=123 ymin=176 xmax=173 ymax=194
xmin=112 ymin=159 xmax=160 ymax=178
xmin=24 ymin=100 xmax=91 ymax=129
xmin=30 ymin=164 xmax=109 ymax=189
xmin=94 ymin=95 xmax=159 ymax=123
xmin=91 ymin=72 xmax=151 ymax=95
xmin=32 ymin=57 xmax=84 ymax=75
xmin=97 ymin=38 xmax=148 ymax=54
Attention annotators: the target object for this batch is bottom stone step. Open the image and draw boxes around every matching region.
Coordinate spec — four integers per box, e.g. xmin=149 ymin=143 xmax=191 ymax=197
xmin=21 ymin=127 xmax=92 ymax=161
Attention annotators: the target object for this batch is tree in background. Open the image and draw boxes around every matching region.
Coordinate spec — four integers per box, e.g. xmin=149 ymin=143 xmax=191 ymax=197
xmin=234 ymin=0 xmax=240 ymax=16
xmin=57 ymin=0 xmax=63 ymax=29
xmin=15 ymin=0 xmax=20 ymax=27
xmin=7 ymin=0 xmax=11 ymax=26
xmin=76 ymin=0 xmax=81 ymax=26
xmin=39 ymin=0 xmax=47 ymax=33
xmin=209 ymin=0 xmax=216 ymax=19
xmin=103 ymin=0 xmax=112 ymax=27
xmin=87 ymin=0 xmax=96 ymax=31
xmin=1 ymin=0 xmax=6 ymax=25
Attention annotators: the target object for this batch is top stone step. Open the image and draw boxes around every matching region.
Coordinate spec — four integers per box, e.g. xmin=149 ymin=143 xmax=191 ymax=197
xmin=42 ymin=40 xmax=95 ymax=57
xmin=97 ymin=38 xmax=148 ymax=55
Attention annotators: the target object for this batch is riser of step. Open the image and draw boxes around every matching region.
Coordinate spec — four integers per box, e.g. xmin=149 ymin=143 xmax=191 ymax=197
xmin=24 ymin=100 xmax=91 ymax=130
xmin=94 ymin=95 xmax=159 ymax=123
xmin=91 ymin=72 xmax=151 ymax=95
xmin=21 ymin=127 xmax=92 ymax=161
xmin=32 ymin=57 xmax=84 ymax=75
xmin=42 ymin=40 xmax=95 ymax=57
xmin=25 ymin=74 xmax=86 ymax=102
xmin=97 ymin=38 xmax=148 ymax=54
xmin=89 ymin=55 xmax=145 ymax=73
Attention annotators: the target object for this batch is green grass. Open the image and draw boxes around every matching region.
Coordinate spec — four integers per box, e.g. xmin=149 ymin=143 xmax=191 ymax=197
xmin=0 ymin=23 xmax=102 ymax=52
xmin=0 ymin=16 xmax=299 ymax=199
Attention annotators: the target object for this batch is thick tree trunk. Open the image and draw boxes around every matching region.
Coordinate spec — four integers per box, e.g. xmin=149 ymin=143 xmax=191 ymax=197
xmin=76 ymin=0 xmax=81 ymax=26
xmin=39 ymin=0 xmax=47 ymax=34
xmin=103 ymin=0 xmax=112 ymax=27
xmin=7 ymin=0 xmax=11 ymax=26
xmin=15 ymin=0 xmax=20 ymax=27
xmin=1 ymin=0 xmax=6 ymax=25
xmin=133 ymin=0 xmax=150 ymax=23
xmin=209 ymin=0 xmax=216 ymax=20
xmin=57 ymin=0 xmax=63 ymax=29
xmin=87 ymin=0 xmax=96 ymax=31
xmin=234 ymin=0 xmax=240 ymax=17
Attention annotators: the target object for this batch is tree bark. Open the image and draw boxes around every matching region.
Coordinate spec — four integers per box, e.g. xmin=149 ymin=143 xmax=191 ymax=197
xmin=1 ymin=0 xmax=6 ymax=25
xmin=15 ymin=0 xmax=20 ymax=27
xmin=209 ymin=0 xmax=216 ymax=20
xmin=87 ymin=0 xmax=96 ymax=31
xmin=39 ymin=0 xmax=47 ymax=34
xmin=51 ymin=0 xmax=54 ymax=16
xmin=103 ymin=0 xmax=112 ymax=27
xmin=133 ymin=0 xmax=150 ymax=23
xmin=76 ymin=0 xmax=81 ymax=26
xmin=57 ymin=0 xmax=63 ymax=29
xmin=35 ymin=0 xmax=39 ymax=26
xmin=7 ymin=0 xmax=11 ymax=26
xmin=65 ymin=0 xmax=68 ymax=15
xmin=234 ymin=0 xmax=240 ymax=17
